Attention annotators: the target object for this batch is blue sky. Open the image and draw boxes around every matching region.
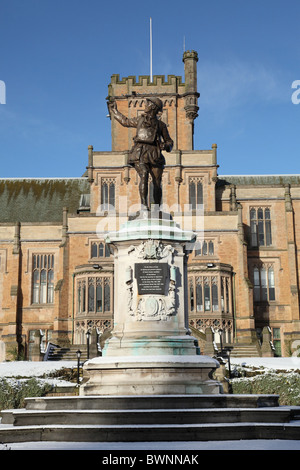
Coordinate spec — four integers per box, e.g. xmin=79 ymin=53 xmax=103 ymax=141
xmin=0 ymin=0 xmax=299 ymax=177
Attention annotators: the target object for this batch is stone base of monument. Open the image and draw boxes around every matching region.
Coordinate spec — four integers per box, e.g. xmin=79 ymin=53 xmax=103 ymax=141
xmin=80 ymin=355 xmax=221 ymax=396
xmin=101 ymin=334 xmax=201 ymax=356
xmin=80 ymin=212 xmax=222 ymax=396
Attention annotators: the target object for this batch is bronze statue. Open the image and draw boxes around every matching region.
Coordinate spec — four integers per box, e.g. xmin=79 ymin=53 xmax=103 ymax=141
xmin=108 ymin=97 xmax=173 ymax=211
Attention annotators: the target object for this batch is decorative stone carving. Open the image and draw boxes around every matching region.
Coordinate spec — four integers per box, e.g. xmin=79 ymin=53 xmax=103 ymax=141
xmin=136 ymin=295 xmax=169 ymax=321
xmin=128 ymin=240 xmax=174 ymax=260
xmin=129 ymin=265 xmax=177 ymax=321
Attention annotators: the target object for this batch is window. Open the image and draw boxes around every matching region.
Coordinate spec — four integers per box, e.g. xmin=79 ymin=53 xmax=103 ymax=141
xmin=91 ymin=242 xmax=111 ymax=259
xmin=189 ymin=276 xmax=221 ymax=313
xmin=101 ymin=178 xmax=115 ymax=210
xmin=272 ymin=328 xmax=281 ymax=357
xmin=32 ymin=254 xmax=54 ymax=304
xmin=77 ymin=276 xmax=112 ymax=314
xmin=189 ymin=177 xmax=203 ymax=210
xmin=250 ymin=207 xmax=272 ymax=247
xmin=253 ymin=265 xmax=275 ymax=302
xmin=221 ymin=277 xmax=230 ymax=313
xmin=189 ymin=273 xmax=232 ymax=315
xmin=78 ymin=194 xmax=90 ymax=210
xmin=195 ymin=240 xmax=214 ymax=257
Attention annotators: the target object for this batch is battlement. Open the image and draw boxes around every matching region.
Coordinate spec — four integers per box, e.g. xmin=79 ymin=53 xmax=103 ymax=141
xmin=108 ymin=51 xmax=200 ymax=152
xmin=109 ymin=74 xmax=185 ymax=88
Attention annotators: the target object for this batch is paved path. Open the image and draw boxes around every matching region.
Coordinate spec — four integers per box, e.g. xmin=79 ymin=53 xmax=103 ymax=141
xmin=1 ymin=440 xmax=300 ymax=450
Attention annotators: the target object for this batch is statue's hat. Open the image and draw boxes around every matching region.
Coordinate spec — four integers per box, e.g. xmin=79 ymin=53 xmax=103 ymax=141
xmin=147 ymin=97 xmax=163 ymax=112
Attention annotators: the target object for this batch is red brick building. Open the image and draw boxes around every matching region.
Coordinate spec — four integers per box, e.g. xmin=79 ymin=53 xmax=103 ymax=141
xmin=0 ymin=51 xmax=299 ymax=360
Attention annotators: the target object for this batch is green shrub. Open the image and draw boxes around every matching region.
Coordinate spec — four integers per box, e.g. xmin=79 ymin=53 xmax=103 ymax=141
xmin=0 ymin=377 xmax=52 ymax=410
xmin=46 ymin=367 xmax=78 ymax=382
xmin=231 ymin=371 xmax=300 ymax=406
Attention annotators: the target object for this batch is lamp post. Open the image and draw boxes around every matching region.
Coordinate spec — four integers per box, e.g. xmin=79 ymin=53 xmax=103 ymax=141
xmin=218 ymin=328 xmax=223 ymax=354
xmin=86 ymin=330 xmax=91 ymax=360
xmin=76 ymin=350 xmax=81 ymax=386
xmin=224 ymin=346 xmax=233 ymax=379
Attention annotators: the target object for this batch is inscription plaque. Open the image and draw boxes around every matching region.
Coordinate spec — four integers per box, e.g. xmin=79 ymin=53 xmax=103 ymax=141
xmin=135 ymin=263 xmax=168 ymax=295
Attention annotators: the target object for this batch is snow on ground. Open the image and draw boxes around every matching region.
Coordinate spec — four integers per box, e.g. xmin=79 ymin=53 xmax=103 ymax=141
xmin=0 ymin=356 xmax=300 ymax=389
xmin=2 ymin=439 xmax=300 ymax=450
xmin=1 ymin=357 xmax=300 ymax=379
xmin=230 ymin=357 xmax=300 ymax=370
xmin=0 ymin=360 xmax=77 ymax=377
xmin=0 ymin=360 xmax=78 ymax=387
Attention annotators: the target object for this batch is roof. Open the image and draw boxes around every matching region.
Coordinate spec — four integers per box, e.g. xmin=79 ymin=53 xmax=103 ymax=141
xmin=0 ymin=178 xmax=90 ymax=223
xmin=217 ymin=175 xmax=300 ymax=187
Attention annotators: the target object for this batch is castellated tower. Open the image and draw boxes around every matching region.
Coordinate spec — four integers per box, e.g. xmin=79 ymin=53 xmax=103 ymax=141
xmin=107 ymin=50 xmax=199 ymax=152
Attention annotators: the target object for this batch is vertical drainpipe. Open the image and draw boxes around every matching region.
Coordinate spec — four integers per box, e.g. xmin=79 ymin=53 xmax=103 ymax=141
xmin=13 ymin=222 xmax=22 ymax=353
xmin=175 ymin=151 xmax=182 ymax=209
xmin=71 ymin=273 xmax=75 ymax=345
xmin=232 ymin=272 xmax=237 ymax=342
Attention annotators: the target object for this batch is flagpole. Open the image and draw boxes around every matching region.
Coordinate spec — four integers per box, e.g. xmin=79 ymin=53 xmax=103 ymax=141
xmin=150 ymin=17 xmax=153 ymax=82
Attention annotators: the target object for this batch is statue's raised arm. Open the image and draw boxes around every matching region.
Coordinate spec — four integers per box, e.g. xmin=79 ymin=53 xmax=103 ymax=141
xmin=108 ymin=100 xmax=139 ymax=128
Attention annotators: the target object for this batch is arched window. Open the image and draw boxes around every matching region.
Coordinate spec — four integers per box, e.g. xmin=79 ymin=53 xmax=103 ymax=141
xmin=195 ymin=244 xmax=201 ymax=256
xmin=189 ymin=279 xmax=194 ymax=312
xmin=102 ymin=182 xmax=108 ymax=210
xmin=104 ymin=280 xmax=111 ymax=312
xmin=32 ymin=254 xmax=55 ymax=304
xmin=250 ymin=208 xmax=272 ymax=247
xmin=253 ymin=267 xmax=260 ymax=301
xmin=101 ymin=179 xmax=116 ymax=210
xmin=196 ymin=280 xmax=203 ymax=312
xmin=105 ymin=244 xmax=110 ymax=257
xmin=77 ymin=282 xmax=82 ymax=313
xmin=252 ymin=265 xmax=276 ymax=302
xmin=225 ymin=278 xmax=230 ymax=313
xmin=189 ymin=181 xmax=196 ymax=209
xmin=268 ymin=267 xmax=275 ymax=301
xmin=82 ymin=283 xmax=86 ymax=312
xmin=260 ymin=267 xmax=268 ymax=301
xmin=32 ymin=270 xmax=40 ymax=304
xmin=204 ymin=280 xmax=210 ymax=311
xmin=98 ymin=243 xmax=104 ymax=257
xmin=96 ymin=282 xmax=102 ymax=312
xmin=47 ymin=269 xmax=54 ymax=304
xmin=91 ymin=243 xmax=98 ymax=258
xmin=40 ymin=270 xmax=47 ymax=303
xmin=189 ymin=178 xmax=203 ymax=210
xmin=88 ymin=280 xmax=95 ymax=312
xmin=194 ymin=240 xmax=214 ymax=257
xmin=76 ymin=276 xmax=112 ymax=315
xmin=90 ymin=241 xmax=111 ymax=259
xmin=265 ymin=209 xmax=272 ymax=246
xmin=212 ymin=281 xmax=218 ymax=311
xmin=188 ymin=273 xmax=232 ymax=315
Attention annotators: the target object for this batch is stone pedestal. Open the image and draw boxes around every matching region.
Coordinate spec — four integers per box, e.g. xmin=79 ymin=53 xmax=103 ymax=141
xmin=80 ymin=212 xmax=221 ymax=395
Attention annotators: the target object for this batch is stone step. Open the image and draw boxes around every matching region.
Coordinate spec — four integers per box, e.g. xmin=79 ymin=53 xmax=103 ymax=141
xmin=230 ymin=345 xmax=261 ymax=357
xmin=1 ymin=393 xmax=299 ymax=444
xmin=1 ymin=407 xmax=291 ymax=427
xmin=23 ymin=394 xmax=280 ymax=411
xmin=1 ymin=422 xmax=300 ymax=444
xmin=47 ymin=346 xmax=88 ymax=361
